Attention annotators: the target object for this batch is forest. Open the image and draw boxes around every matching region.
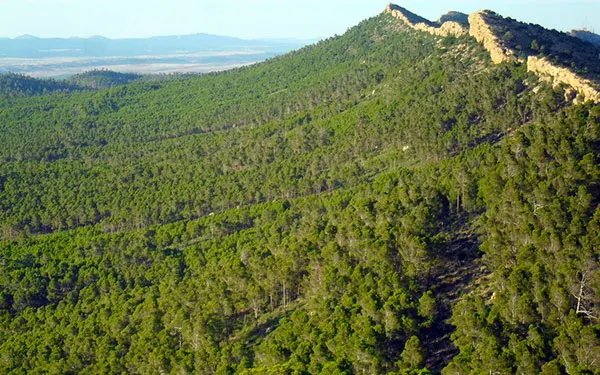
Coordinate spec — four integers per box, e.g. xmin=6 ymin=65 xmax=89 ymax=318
xmin=0 ymin=9 xmax=599 ymax=375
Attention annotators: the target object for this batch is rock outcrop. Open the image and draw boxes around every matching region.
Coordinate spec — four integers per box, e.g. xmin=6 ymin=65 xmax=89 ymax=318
xmin=385 ymin=4 xmax=600 ymax=103
xmin=467 ymin=10 xmax=600 ymax=103
xmin=385 ymin=4 xmax=468 ymax=38
xmin=527 ymin=56 xmax=600 ymax=103
xmin=468 ymin=11 xmax=518 ymax=64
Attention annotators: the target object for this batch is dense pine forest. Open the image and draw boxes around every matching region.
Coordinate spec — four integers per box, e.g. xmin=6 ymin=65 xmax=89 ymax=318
xmin=0 ymin=6 xmax=599 ymax=375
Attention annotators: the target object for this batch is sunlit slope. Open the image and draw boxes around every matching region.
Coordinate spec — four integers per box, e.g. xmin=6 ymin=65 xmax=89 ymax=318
xmin=1 ymin=7 xmax=599 ymax=375
xmin=1 ymin=13 xmax=511 ymax=236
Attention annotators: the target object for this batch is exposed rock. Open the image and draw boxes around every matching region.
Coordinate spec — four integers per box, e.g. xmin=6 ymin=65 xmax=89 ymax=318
xmin=464 ymin=9 xmax=600 ymax=102
xmin=468 ymin=10 xmax=517 ymax=64
xmin=527 ymin=56 xmax=600 ymax=103
xmin=414 ymin=21 xmax=469 ymax=38
xmin=385 ymin=3 xmax=468 ymax=38
xmin=385 ymin=3 xmax=600 ymax=103
xmin=438 ymin=22 xmax=470 ymax=37
xmin=386 ymin=3 xmax=435 ymax=27
xmin=564 ymin=88 xmax=578 ymax=102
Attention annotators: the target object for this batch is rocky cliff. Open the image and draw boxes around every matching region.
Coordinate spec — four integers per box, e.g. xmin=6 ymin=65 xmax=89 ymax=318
xmin=385 ymin=4 xmax=468 ymax=38
xmin=528 ymin=56 xmax=600 ymax=103
xmin=468 ymin=11 xmax=518 ymax=64
xmin=385 ymin=3 xmax=600 ymax=103
xmin=467 ymin=10 xmax=600 ymax=103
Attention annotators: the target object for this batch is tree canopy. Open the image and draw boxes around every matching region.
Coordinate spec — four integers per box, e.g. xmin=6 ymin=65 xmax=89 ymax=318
xmin=0 ymin=12 xmax=599 ymax=375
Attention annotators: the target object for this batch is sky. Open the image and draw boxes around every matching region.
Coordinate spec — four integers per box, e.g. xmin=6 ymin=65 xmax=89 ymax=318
xmin=0 ymin=0 xmax=598 ymax=40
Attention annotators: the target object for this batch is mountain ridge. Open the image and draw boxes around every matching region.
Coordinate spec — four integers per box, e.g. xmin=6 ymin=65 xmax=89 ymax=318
xmin=385 ymin=4 xmax=468 ymax=37
xmin=2 ymin=32 xmax=310 ymax=44
xmin=386 ymin=3 xmax=600 ymax=103
xmin=0 ymin=32 xmax=308 ymax=59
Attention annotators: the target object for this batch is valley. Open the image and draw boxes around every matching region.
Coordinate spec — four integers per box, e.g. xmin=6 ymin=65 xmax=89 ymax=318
xmin=0 ymin=34 xmax=310 ymax=77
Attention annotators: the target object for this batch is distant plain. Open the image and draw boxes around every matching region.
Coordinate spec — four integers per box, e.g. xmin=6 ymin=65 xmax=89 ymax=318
xmin=0 ymin=34 xmax=312 ymax=77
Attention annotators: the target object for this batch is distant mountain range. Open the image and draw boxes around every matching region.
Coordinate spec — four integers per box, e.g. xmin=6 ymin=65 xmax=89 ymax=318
xmin=570 ymin=29 xmax=600 ymax=47
xmin=0 ymin=33 xmax=314 ymax=77
xmin=0 ymin=33 xmax=312 ymax=58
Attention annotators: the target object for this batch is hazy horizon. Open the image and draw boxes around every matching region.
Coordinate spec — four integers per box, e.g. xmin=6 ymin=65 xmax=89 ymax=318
xmin=1 ymin=32 xmax=319 ymax=42
xmin=1 ymin=1 xmax=598 ymax=41
xmin=2 ymin=1 xmax=599 ymax=78
xmin=0 ymin=33 xmax=310 ymax=78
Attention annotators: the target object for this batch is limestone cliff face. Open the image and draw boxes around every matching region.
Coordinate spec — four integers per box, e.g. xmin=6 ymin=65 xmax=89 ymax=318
xmin=385 ymin=6 xmax=518 ymax=64
xmin=414 ymin=21 xmax=469 ymax=38
xmin=527 ymin=56 xmax=600 ymax=103
xmin=385 ymin=3 xmax=600 ymax=103
xmin=439 ymin=22 xmax=470 ymax=37
xmin=385 ymin=4 xmax=468 ymax=38
xmin=468 ymin=11 xmax=517 ymax=64
xmin=467 ymin=10 xmax=600 ymax=103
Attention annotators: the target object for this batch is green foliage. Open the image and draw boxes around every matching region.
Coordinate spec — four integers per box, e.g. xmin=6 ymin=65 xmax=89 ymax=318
xmin=446 ymin=103 xmax=600 ymax=374
xmin=0 ymin=73 xmax=82 ymax=97
xmin=417 ymin=291 xmax=437 ymax=328
xmin=0 ymin=9 xmax=598 ymax=375
xmin=65 ymin=70 xmax=142 ymax=89
xmin=399 ymin=336 xmax=425 ymax=370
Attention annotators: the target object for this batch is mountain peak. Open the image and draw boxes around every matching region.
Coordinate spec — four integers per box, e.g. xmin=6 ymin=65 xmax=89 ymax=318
xmin=14 ymin=34 xmax=39 ymax=40
xmin=438 ymin=11 xmax=469 ymax=26
xmin=467 ymin=10 xmax=518 ymax=64
xmin=385 ymin=3 xmax=436 ymax=27
xmin=2 ymin=5 xmax=600 ymax=374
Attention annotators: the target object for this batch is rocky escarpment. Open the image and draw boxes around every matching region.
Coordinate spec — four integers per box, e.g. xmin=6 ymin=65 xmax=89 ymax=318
xmin=467 ymin=10 xmax=600 ymax=103
xmin=468 ymin=11 xmax=519 ymax=64
xmin=386 ymin=4 xmax=600 ymax=103
xmin=385 ymin=4 xmax=468 ymax=38
xmin=528 ymin=56 xmax=600 ymax=103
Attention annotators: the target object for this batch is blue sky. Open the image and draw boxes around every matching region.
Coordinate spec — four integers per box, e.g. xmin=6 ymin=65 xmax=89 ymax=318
xmin=0 ymin=0 xmax=598 ymax=39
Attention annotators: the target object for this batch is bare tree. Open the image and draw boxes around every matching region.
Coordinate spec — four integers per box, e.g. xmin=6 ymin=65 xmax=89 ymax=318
xmin=572 ymin=260 xmax=599 ymax=321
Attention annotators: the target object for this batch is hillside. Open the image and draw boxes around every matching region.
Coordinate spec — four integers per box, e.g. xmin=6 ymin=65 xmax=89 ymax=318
xmin=0 ymin=71 xmax=175 ymax=98
xmin=0 ymin=4 xmax=599 ymax=375
xmin=65 ymin=70 xmax=143 ymax=89
xmin=0 ymin=73 xmax=83 ymax=97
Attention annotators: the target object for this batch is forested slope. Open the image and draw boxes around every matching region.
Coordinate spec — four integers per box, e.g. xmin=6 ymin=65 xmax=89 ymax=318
xmin=0 ymin=73 xmax=82 ymax=97
xmin=64 ymin=70 xmax=143 ymax=89
xmin=0 ymin=70 xmax=181 ymax=98
xmin=0 ymin=7 xmax=599 ymax=375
